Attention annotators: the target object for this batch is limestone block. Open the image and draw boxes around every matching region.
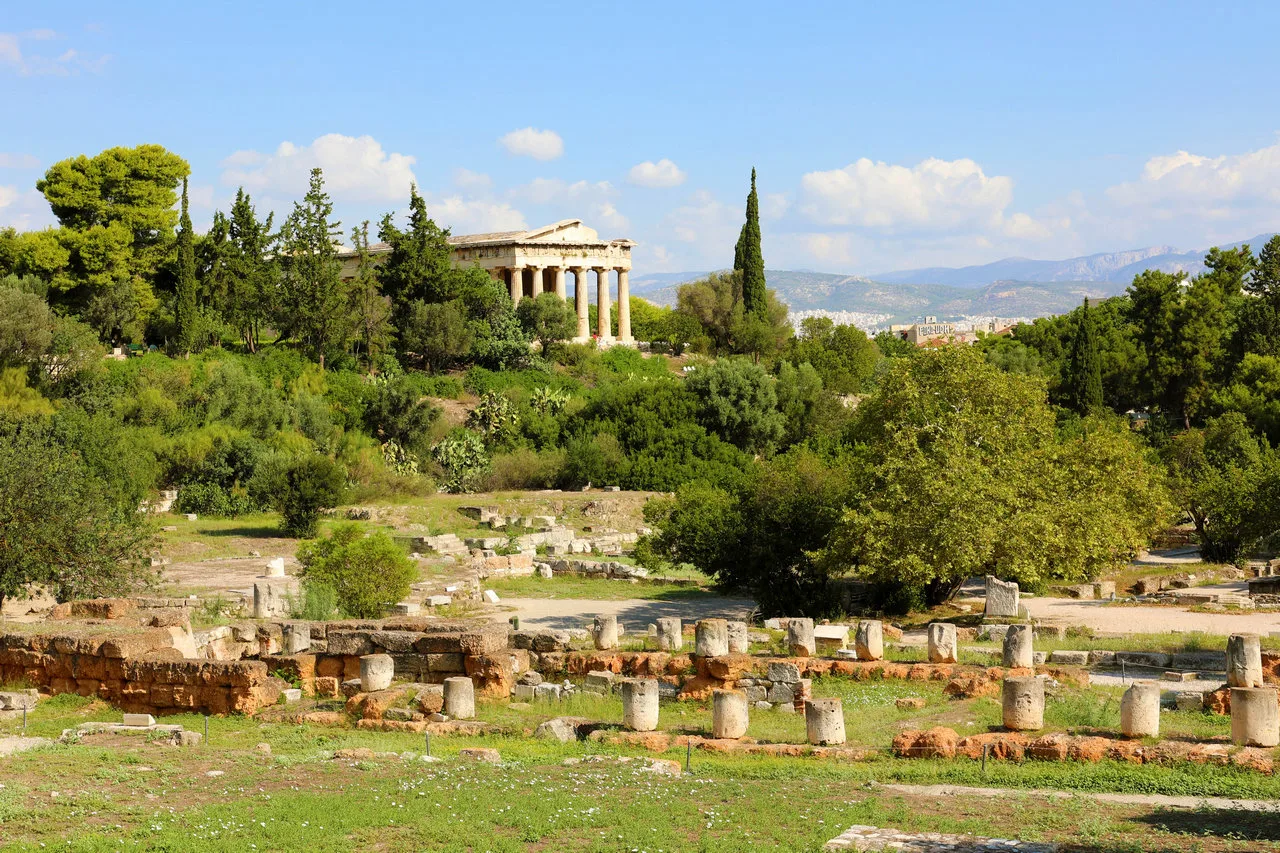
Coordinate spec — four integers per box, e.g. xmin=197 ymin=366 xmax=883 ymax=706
xmin=282 ymin=688 xmax=302 ymax=704
xmin=984 ymin=576 xmax=1020 ymax=618
xmin=593 ymin=614 xmax=619 ymax=650
xmin=767 ymin=661 xmax=801 ymax=683
xmin=584 ymin=670 xmax=616 ymax=694
xmin=283 ymin=624 xmax=311 ymax=655
xmin=766 ymin=681 xmax=797 ymax=705
xmin=1230 ymin=686 xmax=1279 ymax=747
xmin=535 ymin=717 xmax=579 ymax=743
xmin=0 ymin=689 xmax=38 ymax=711
xmin=656 ymin=617 xmax=683 ymax=651
xmin=1048 ymin=650 xmax=1089 ymax=666
xmin=252 ymin=581 xmax=291 ymax=619
xmin=512 ymin=683 xmax=536 ymax=701
xmin=1001 ymin=676 xmax=1044 ymax=731
xmin=1227 ymin=634 xmax=1264 ymax=688
xmin=726 ymin=621 xmax=750 ymax=654
xmin=813 ymin=624 xmax=849 ymax=652
xmin=712 ymin=689 xmax=749 ymax=739
xmin=1093 ymin=581 xmax=1116 ymax=599
xmin=695 ymin=619 xmax=729 ymax=658
xmin=483 ymin=590 xmax=500 ymax=604
xmin=1002 ymin=624 xmax=1034 ymax=669
xmin=787 ymin=618 xmax=816 ymax=658
xmin=927 ymin=623 xmax=958 ymax=664
xmin=266 ymin=557 xmax=286 ymax=578
xmin=534 ymin=682 xmax=562 ymax=701
xmin=855 ymin=620 xmax=884 ymax=661
xmin=443 ymin=676 xmax=476 ymax=720
xmin=427 ymin=595 xmax=453 ymax=607
xmin=621 ymin=678 xmax=659 ymax=732
xmin=123 ymin=713 xmax=156 ymax=727
xmin=804 ymin=697 xmax=845 ymax=745
xmin=1120 ymin=680 xmax=1160 ymax=738
xmin=360 ymin=654 xmax=394 ymax=692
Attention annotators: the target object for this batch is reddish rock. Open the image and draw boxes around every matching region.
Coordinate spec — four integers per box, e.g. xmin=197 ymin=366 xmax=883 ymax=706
xmin=893 ymin=727 xmax=958 ymax=758
xmin=883 ymin=624 xmax=904 ymax=641
xmin=1027 ymin=733 xmax=1070 ymax=761
xmin=705 ymin=653 xmax=755 ymax=681
xmin=1068 ymin=737 xmax=1110 ymax=763
xmin=465 ymin=653 xmax=514 ymax=698
xmin=1107 ymin=739 xmax=1144 ymax=764
xmin=678 ymin=674 xmax=727 ymax=700
xmin=943 ymin=675 xmax=1000 ymax=699
xmin=1205 ymin=686 xmax=1231 ymax=715
xmin=1231 ymin=747 xmax=1275 ymax=774
xmin=314 ymin=676 xmax=340 ymax=698
xmin=895 ymin=697 xmax=926 ymax=711
xmin=666 ymin=655 xmax=693 ymax=675
xmin=956 ymin=732 xmax=1026 ymax=761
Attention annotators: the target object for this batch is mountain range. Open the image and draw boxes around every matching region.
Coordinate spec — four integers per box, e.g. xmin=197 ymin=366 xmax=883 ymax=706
xmin=630 ymin=233 xmax=1276 ymax=326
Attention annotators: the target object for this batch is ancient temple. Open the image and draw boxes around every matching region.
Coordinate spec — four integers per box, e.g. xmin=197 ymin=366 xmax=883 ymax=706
xmin=339 ymin=219 xmax=635 ymax=344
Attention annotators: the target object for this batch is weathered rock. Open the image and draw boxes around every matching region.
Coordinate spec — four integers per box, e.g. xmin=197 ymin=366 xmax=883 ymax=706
xmin=893 ymin=726 xmax=958 ymax=758
xmin=726 ymin=621 xmax=749 ymax=654
xmin=360 ymin=654 xmax=394 ymax=692
xmin=1002 ymin=624 xmax=1034 ymax=669
xmin=787 ymin=618 xmax=815 ymax=657
xmin=1227 ymin=633 xmax=1264 ymax=688
xmin=855 ymin=620 xmax=884 ymax=661
xmin=694 ymin=619 xmax=729 ymax=658
xmin=711 ymin=689 xmax=749 ymax=739
xmin=1047 ymin=650 xmax=1089 ymax=666
xmin=927 ymin=623 xmax=958 ymax=664
xmin=1120 ymin=680 xmax=1160 ymax=738
xmin=1230 ymin=686 xmax=1279 ymax=747
xmin=1002 ymin=675 xmax=1044 ymax=731
xmin=593 ymin=614 xmax=619 ymax=651
xmin=804 ymin=697 xmax=845 ymax=745
xmin=443 ymin=676 xmax=475 ymax=720
xmin=458 ymin=747 xmax=500 ymax=764
xmin=984 ymin=575 xmax=1020 ymax=618
xmin=655 ymin=617 xmax=682 ymax=651
xmin=621 ymin=678 xmax=660 ymax=732
xmin=535 ymin=717 xmax=582 ymax=743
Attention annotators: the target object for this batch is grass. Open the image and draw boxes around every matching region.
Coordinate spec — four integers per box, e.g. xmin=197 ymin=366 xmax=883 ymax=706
xmin=487 ymin=574 xmax=722 ymax=602
xmin=955 ymin=631 xmax=1280 ymax=655
xmin=0 ymin=690 xmax=1277 ymax=851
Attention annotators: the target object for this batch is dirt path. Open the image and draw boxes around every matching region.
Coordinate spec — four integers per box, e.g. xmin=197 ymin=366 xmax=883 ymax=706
xmin=489 ymin=595 xmax=756 ymax=631
xmin=875 ymin=782 xmax=1280 ymax=812
xmin=1022 ymin=597 xmax=1280 ymax=635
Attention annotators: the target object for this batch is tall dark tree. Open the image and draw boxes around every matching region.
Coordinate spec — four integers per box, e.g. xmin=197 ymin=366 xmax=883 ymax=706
xmin=348 ymin=221 xmax=393 ymax=367
xmin=277 ymin=168 xmax=347 ymax=368
xmin=1067 ymin=298 xmax=1103 ymax=414
xmin=377 ymin=184 xmax=454 ymax=315
xmin=224 ymin=189 xmax=275 ymax=353
xmin=173 ymin=178 xmax=198 ymax=355
xmin=734 ymin=168 xmax=766 ymax=317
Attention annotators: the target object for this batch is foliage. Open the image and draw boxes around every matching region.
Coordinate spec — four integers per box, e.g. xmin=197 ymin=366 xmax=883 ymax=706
xmin=467 ymin=390 xmax=519 ymax=446
xmin=173 ymin=178 xmax=199 ymax=354
xmin=362 ymin=373 xmax=439 ymax=453
xmin=789 ymin=316 xmax=879 ymax=394
xmin=347 ymin=221 xmax=394 ymax=366
xmin=296 ymin=523 xmax=415 ymax=618
xmin=431 ymin=428 xmax=489 ymax=493
xmin=684 ymin=358 xmax=785 ymax=454
xmin=402 ymin=299 xmax=472 ymax=372
xmin=1065 ymin=297 xmax=1103 ymax=414
xmin=276 ymin=168 xmax=347 ymax=368
xmin=674 ymin=270 xmax=791 ymax=358
xmin=517 ymin=291 xmax=577 ymax=352
xmin=254 ymin=453 xmax=347 ymax=537
xmin=734 ymin=168 xmax=767 ymax=317
xmin=0 ymin=415 xmax=159 ymax=610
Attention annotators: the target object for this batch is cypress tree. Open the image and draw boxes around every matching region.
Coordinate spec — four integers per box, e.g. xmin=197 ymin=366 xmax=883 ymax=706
xmin=736 ymin=168 xmax=767 ymax=317
xmin=1068 ymin=297 xmax=1104 ymax=414
xmin=174 ymin=177 xmax=198 ymax=355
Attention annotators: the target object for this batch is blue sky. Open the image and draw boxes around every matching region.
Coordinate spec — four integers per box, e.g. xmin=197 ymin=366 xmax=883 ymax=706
xmin=4 ymin=1 xmax=1280 ymax=275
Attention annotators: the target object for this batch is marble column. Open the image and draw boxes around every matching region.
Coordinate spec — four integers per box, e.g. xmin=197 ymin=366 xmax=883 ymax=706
xmin=573 ymin=267 xmax=590 ymax=341
xmin=595 ymin=267 xmax=612 ymax=341
xmin=616 ymin=268 xmax=633 ymax=343
xmin=509 ymin=266 xmax=524 ymax=306
xmin=553 ymin=266 xmax=567 ymax=300
xmin=531 ymin=266 xmax=544 ymax=299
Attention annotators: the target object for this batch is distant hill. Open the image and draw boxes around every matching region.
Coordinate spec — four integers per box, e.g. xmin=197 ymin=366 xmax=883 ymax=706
xmin=872 ymin=233 xmax=1278 ymax=288
xmin=630 ymin=233 xmax=1278 ymax=325
xmin=629 ymin=270 xmax=1122 ymax=324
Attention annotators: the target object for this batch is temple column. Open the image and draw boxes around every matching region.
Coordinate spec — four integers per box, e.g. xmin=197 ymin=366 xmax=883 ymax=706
xmin=553 ymin=266 xmax=567 ymax=300
xmin=616 ymin=268 xmax=633 ymax=344
xmin=595 ymin=267 xmax=613 ymax=342
xmin=572 ymin=267 xmax=590 ymax=341
xmin=509 ymin=266 xmax=524 ymax=306
xmin=531 ymin=266 xmax=544 ymax=299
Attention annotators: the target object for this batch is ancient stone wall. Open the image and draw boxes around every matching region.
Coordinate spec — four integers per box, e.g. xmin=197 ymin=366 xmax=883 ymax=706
xmin=0 ymin=630 xmax=277 ymax=716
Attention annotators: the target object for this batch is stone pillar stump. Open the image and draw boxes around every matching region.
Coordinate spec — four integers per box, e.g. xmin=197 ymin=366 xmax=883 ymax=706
xmin=805 ymin=697 xmax=846 ymax=745
xmin=695 ymin=619 xmax=729 ymax=657
xmin=1120 ymin=680 xmax=1160 ymax=738
xmin=360 ymin=654 xmax=394 ymax=692
xmin=1227 ymin=634 xmax=1263 ymax=688
xmin=711 ymin=689 xmax=749 ymax=739
xmin=787 ymin=618 xmax=816 ymax=657
xmin=1230 ymin=686 xmax=1280 ymax=747
xmin=656 ymin=617 xmax=682 ymax=651
xmin=855 ymin=620 xmax=884 ymax=661
xmin=927 ymin=623 xmax=958 ymax=664
xmin=621 ymin=678 xmax=659 ymax=732
xmin=1002 ymin=624 xmax=1034 ymax=669
xmin=444 ymin=676 xmax=476 ymax=720
xmin=1001 ymin=675 xmax=1044 ymax=731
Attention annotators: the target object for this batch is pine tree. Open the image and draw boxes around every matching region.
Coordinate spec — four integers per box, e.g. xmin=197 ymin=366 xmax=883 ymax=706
xmin=278 ymin=168 xmax=347 ymax=368
xmin=1068 ymin=297 xmax=1104 ymax=414
xmin=224 ymin=189 xmax=275 ymax=353
xmin=174 ymin=178 xmax=198 ymax=355
xmin=736 ymin=168 xmax=767 ymax=317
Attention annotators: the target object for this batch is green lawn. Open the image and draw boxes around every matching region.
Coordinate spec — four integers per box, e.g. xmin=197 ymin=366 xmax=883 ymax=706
xmin=487 ymin=574 xmax=721 ymax=602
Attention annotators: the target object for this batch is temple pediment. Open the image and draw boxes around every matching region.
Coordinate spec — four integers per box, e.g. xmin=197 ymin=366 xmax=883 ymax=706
xmin=520 ymin=219 xmax=599 ymax=243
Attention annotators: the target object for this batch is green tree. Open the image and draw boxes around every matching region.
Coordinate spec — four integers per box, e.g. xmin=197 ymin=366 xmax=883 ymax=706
xmin=296 ymin=524 xmax=415 ymax=618
xmin=347 ymin=221 xmax=393 ymax=367
xmin=516 ymin=291 xmax=577 ymax=353
xmin=684 ymin=358 xmax=785 ymax=454
xmin=173 ymin=178 xmax=199 ymax=355
xmin=790 ymin=317 xmax=879 ymax=394
xmin=377 ymin=184 xmax=455 ymax=316
xmin=431 ymin=428 xmax=489 ymax=493
xmin=277 ymin=169 xmax=348 ymax=368
xmin=0 ymin=416 xmax=159 ymax=611
xmin=0 ymin=287 xmax=55 ymax=374
xmin=1235 ymin=235 xmax=1280 ymax=359
xmin=223 ymin=189 xmax=276 ymax=352
xmin=1066 ymin=297 xmax=1103 ymax=413
xmin=255 ymin=453 xmax=347 ymax=537
xmin=734 ymin=168 xmax=767 ymax=317
xmin=402 ymin=299 xmax=473 ymax=372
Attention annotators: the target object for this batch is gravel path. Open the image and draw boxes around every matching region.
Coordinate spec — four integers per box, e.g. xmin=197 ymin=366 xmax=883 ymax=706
xmin=488 ymin=595 xmax=756 ymax=631
xmin=1021 ymin=597 xmax=1280 ymax=635
xmin=875 ymin=782 xmax=1280 ymax=812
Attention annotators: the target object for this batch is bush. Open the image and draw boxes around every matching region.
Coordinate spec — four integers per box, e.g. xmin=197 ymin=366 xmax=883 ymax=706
xmin=289 ymin=580 xmax=340 ymax=621
xmin=484 ymin=447 xmax=566 ymax=490
xmin=296 ymin=524 xmax=415 ymax=618
xmin=253 ymin=453 xmax=347 ymax=537
xmin=431 ymin=428 xmax=489 ymax=493
xmin=174 ymin=481 xmax=255 ymax=517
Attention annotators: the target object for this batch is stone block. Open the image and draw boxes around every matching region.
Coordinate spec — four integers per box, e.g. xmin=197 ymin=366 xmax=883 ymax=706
xmin=483 ymin=589 xmax=500 ymax=604
xmin=726 ymin=621 xmax=750 ymax=654
xmin=534 ymin=682 xmax=562 ymax=701
xmin=813 ymin=624 xmax=849 ymax=651
xmin=123 ymin=713 xmax=156 ymax=727
xmin=427 ymin=595 xmax=453 ymax=607
xmin=787 ymin=618 xmax=816 ymax=657
xmin=360 ymin=654 xmax=395 ymax=692
xmin=984 ymin=576 xmax=1020 ymax=618
xmin=584 ymin=670 xmax=616 ymax=694
xmin=927 ymin=623 xmax=958 ymax=664
xmin=695 ymin=619 xmax=729 ymax=658
xmin=767 ymin=661 xmax=801 ymax=683
xmin=326 ymin=631 xmax=374 ymax=657
xmin=1048 ymin=650 xmax=1089 ymax=666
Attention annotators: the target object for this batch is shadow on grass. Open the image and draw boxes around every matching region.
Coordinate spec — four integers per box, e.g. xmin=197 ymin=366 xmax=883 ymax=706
xmin=196 ymin=524 xmax=290 ymax=539
xmin=1130 ymin=806 xmax=1280 ymax=843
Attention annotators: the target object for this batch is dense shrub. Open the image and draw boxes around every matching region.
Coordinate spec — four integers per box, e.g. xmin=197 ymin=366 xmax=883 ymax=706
xmin=296 ymin=524 xmax=415 ymax=618
xmin=484 ymin=447 xmax=566 ymax=490
xmin=253 ymin=453 xmax=347 ymax=537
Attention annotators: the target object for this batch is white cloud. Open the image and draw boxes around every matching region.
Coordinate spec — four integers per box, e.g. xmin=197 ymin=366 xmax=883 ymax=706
xmin=0 ymin=153 xmax=39 ymax=169
xmin=219 ymin=133 xmax=417 ymax=204
xmin=761 ymin=192 xmax=790 ymax=220
xmin=0 ymin=30 xmax=109 ymax=76
xmin=800 ymin=156 xmax=1014 ymax=231
xmin=591 ymin=202 xmax=630 ymax=234
xmin=0 ymin=185 xmax=54 ymax=229
xmin=628 ymin=159 xmax=686 ymax=188
xmin=428 ymin=195 xmax=527 ymax=235
xmin=452 ymin=168 xmax=492 ymax=192
xmin=511 ymin=178 xmax=613 ymax=205
xmin=1106 ymin=142 xmax=1280 ymax=210
xmin=499 ymin=127 xmax=564 ymax=161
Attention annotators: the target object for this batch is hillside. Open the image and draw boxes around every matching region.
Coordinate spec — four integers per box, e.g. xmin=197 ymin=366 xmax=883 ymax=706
xmin=630 ymin=269 xmax=1123 ymax=323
